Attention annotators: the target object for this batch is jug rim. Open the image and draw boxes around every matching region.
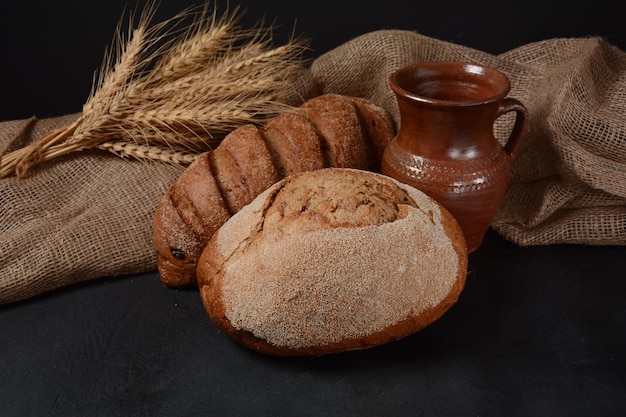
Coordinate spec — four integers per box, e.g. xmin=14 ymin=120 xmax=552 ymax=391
xmin=389 ymin=61 xmax=512 ymax=107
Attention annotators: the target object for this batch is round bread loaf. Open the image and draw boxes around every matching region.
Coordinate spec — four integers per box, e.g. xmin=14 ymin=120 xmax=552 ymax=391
xmin=197 ymin=168 xmax=468 ymax=356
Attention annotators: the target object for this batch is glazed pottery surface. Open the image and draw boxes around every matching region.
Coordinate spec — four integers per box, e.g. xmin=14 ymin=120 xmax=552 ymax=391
xmin=381 ymin=61 xmax=529 ymax=253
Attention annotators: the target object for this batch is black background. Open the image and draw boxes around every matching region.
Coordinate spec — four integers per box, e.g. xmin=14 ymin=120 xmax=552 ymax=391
xmin=1 ymin=1 xmax=626 ymax=416
xmin=1 ymin=0 xmax=625 ymax=121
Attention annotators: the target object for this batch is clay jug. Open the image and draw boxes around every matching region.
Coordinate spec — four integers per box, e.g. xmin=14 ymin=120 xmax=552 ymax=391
xmin=381 ymin=61 xmax=529 ymax=253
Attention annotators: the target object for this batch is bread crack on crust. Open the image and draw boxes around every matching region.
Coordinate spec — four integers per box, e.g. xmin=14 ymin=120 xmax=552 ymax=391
xmin=260 ymin=171 xmax=419 ymax=237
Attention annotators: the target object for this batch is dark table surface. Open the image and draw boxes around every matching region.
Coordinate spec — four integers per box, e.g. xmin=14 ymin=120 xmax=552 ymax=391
xmin=1 ymin=1 xmax=626 ymax=416
xmin=2 ymin=230 xmax=625 ymax=416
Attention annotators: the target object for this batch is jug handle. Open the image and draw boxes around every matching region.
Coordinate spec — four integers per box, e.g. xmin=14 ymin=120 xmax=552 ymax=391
xmin=497 ymin=98 xmax=529 ymax=161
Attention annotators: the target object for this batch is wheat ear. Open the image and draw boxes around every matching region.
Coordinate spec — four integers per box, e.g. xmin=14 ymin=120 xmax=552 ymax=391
xmin=98 ymin=142 xmax=198 ymax=165
xmin=0 ymin=2 xmax=309 ymax=179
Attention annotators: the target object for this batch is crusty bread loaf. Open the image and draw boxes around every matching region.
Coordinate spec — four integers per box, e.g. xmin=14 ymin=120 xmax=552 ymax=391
xmin=153 ymin=94 xmax=395 ymax=288
xmin=197 ymin=168 xmax=468 ymax=356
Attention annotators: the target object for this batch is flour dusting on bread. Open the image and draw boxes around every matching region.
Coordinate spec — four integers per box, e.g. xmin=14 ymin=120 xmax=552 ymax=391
xmin=198 ymin=168 xmax=467 ymax=356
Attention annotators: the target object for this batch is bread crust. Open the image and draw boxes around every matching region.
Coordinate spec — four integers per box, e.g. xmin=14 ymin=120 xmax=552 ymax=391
xmin=302 ymin=94 xmax=369 ymax=170
xmin=153 ymin=187 xmax=204 ymax=288
xmin=261 ymin=111 xmax=325 ymax=177
xmin=198 ymin=168 xmax=468 ymax=356
xmin=153 ymin=153 xmax=231 ymax=287
xmin=173 ymin=153 xmax=230 ymax=239
xmin=349 ymin=96 xmax=395 ymax=171
xmin=219 ymin=124 xmax=280 ymax=201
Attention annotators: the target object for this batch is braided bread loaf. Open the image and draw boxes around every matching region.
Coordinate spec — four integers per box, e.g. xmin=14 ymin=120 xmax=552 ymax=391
xmin=152 ymin=94 xmax=395 ymax=288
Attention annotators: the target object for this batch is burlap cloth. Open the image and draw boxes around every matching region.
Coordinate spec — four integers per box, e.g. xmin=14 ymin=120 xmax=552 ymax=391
xmin=1 ymin=30 xmax=625 ymax=304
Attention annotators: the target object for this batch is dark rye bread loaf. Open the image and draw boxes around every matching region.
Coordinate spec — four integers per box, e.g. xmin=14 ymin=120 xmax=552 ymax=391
xmin=196 ymin=168 xmax=468 ymax=356
xmin=153 ymin=94 xmax=395 ymax=288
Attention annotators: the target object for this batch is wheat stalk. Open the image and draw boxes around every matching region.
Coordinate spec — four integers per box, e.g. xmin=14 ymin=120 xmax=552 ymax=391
xmin=0 ymin=1 xmax=309 ymax=179
xmin=98 ymin=142 xmax=199 ymax=165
